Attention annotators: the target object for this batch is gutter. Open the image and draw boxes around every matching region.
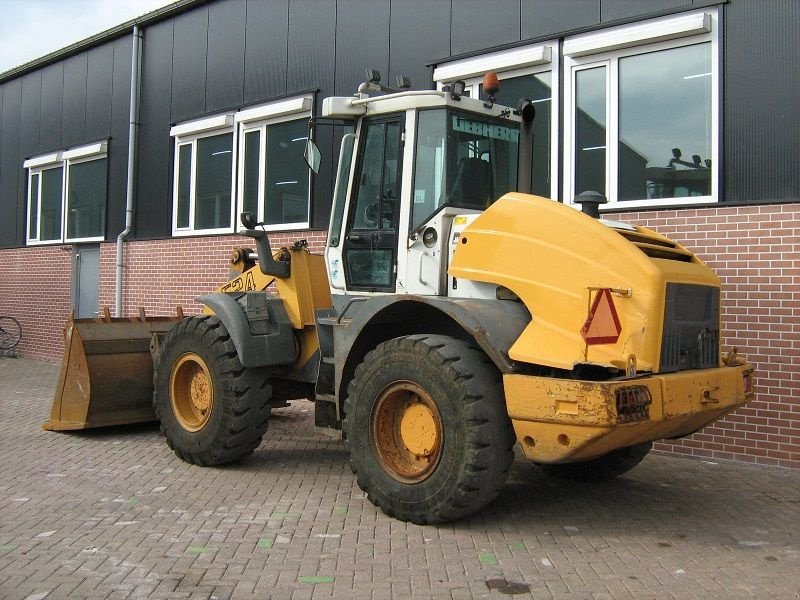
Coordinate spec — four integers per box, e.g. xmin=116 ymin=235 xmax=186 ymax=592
xmin=115 ymin=25 xmax=143 ymax=317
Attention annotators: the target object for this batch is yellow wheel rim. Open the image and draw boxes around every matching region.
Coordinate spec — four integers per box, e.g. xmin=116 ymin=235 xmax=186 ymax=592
xmin=371 ymin=381 xmax=443 ymax=483
xmin=170 ymin=352 xmax=213 ymax=432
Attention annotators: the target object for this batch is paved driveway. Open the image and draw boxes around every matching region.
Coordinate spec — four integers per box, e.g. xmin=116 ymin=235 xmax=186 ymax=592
xmin=1 ymin=357 xmax=798 ymax=599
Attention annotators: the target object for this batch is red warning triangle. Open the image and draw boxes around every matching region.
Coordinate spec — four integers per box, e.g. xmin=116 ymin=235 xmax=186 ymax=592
xmin=581 ymin=288 xmax=622 ymax=345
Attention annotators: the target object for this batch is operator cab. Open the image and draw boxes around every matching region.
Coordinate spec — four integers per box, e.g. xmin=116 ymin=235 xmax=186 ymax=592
xmin=313 ymin=71 xmax=532 ymax=301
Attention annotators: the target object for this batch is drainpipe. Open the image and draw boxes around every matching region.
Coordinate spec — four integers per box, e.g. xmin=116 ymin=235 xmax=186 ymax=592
xmin=115 ymin=25 xmax=143 ymax=317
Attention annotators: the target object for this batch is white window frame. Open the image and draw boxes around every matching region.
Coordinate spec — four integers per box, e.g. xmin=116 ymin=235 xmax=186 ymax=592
xmin=170 ymin=114 xmax=236 ymax=236
xmin=562 ymin=9 xmax=720 ymax=210
xmin=235 ymin=95 xmax=313 ymax=232
xmin=25 ymin=142 xmax=108 ymax=245
xmin=434 ymin=43 xmax=560 ymax=201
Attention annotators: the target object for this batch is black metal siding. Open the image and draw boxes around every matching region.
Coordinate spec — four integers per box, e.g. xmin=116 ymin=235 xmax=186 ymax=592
xmin=521 ymin=0 xmax=600 ymax=39
xmin=389 ymin=0 xmax=451 ymax=91
xmin=61 ymin=54 xmax=88 ymax=147
xmin=136 ymin=19 xmax=175 ymax=239
xmin=334 ymin=1 xmax=390 ymax=96
xmin=85 ymin=45 xmax=115 ymax=142
xmin=243 ymin=0 xmax=289 ymax=103
xmin=39 ymin=64 xmax=64 ymax=151
xmin=600 ymin=0 xmax=692 ymax=22
xmin=206 ymin=0 xmax=246 ymax=112
xmin=0 ymin=80 xmax=22 ymax=246
xmin=286 ymin=0 xmax=337 ymax=228
xmin=723 ymin=0 xmax=800 ymax=202
xmin=171 ymin=8 xmax=208 ymax=122
xmin=287 ymin=0 xmax=336 ymax=94
xmin=451 ymin=0 xmax=522 ymax=56
xmin=19 ymin=73 xmax=42 ymax=159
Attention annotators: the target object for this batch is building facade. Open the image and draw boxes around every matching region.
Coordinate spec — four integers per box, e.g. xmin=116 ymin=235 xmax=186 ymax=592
xmin=0 ymin=0 xmax=797 ymax=468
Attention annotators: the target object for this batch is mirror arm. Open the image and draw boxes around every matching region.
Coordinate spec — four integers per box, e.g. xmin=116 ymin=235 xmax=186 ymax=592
xmin=240 ymin=229 xmax=291 ymax=278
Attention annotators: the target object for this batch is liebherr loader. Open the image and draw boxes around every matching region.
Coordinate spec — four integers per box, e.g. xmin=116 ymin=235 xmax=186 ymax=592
xmin=45 ymin=73 xmax=753 ymax=524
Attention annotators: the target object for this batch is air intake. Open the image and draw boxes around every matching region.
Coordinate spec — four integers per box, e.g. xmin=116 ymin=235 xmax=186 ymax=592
xmin=660 ymin=283 xmax=720 ymax=372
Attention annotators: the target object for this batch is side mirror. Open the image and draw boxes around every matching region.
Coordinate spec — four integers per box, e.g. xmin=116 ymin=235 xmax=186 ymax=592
xmin=240 ymin=211 xmax=260 ymax=230
xmin=304 ymin=139 xmax=321 ymax=174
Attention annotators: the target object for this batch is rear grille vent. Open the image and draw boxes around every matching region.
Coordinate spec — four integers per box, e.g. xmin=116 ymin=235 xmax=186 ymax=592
xmin=660 ymin=283 xmax=720 ymax=373
xmin=616 ymin=230 xmax=694 ymax=262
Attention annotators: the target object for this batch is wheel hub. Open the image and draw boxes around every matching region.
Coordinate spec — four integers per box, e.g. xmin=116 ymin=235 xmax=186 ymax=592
xmin=371 ymin=381 xmax=443 ymax=483
xmin=399 ymin=403 xmax=437 ymax=457
xmin=170 ymin=353 xmax=213 ymax=432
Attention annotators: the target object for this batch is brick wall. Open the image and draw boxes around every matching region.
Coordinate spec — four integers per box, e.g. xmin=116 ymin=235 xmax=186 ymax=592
xmin=97 ymin=231 xmax=328 ymax=316
xmin=0 ymin=245 xmax=73 ymax=359
xmin=608 ymin=204 xmax=800 ymax=469
xmin=0 ymin=205 xmax=797 ymax=468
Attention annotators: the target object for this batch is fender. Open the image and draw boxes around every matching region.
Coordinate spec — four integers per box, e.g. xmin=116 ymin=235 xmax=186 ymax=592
xmin=197 ymin=292 xmax=297 ymax=368
xmin=335 ymin=295 xmax=531 ymax=374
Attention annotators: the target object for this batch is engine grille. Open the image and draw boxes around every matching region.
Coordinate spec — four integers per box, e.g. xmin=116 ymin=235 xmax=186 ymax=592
xmin=615 ymin=230 xmax=694 ymax=262
xmin=660 ymin=283 xmax=720 ymax=373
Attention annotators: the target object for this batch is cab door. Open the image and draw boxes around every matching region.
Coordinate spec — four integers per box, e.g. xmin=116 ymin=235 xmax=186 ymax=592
xmin=342 ymin=116 xmax=404 ymax=292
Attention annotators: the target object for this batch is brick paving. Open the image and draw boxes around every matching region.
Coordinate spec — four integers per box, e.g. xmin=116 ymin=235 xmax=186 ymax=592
xmin=0 ymin=356 xmax=798 ymax=600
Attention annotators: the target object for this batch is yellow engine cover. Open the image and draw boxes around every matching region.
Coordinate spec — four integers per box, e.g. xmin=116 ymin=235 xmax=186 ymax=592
xmin=448 ymin=193 xmax=719 ymax=372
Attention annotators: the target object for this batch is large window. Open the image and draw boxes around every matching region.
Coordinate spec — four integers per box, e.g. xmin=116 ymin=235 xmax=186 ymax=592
xmin=434 ymin=10 xmax=719 ymax=211
xmin=171 ymin=97 xmax=312 ymax=235
xmin=171 ymin=114 xmax=235 ymax=235
xmin=25 ymin=142 xmax=108 ymax=244
xmin=563 ymin=11 xmax=718 ymax=208
xmin=237 ymin=96 xmax=313 ymax=231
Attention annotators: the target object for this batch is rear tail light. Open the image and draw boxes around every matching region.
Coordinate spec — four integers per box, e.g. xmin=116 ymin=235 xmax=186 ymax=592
xmin=616 ymin=385 xmax=652 ymax=423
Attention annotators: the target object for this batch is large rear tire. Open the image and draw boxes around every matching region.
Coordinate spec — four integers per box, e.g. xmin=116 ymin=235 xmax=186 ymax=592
xmin=539 ymin=442 xmax=652 ymax=482
xmin=343 ymin=335 xmax=515 ymax=524
xmin=153 ymin=315 xmax=271 ymax=466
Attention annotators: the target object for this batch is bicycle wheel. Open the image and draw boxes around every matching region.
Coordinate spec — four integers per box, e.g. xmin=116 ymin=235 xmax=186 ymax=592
xmin=0 ymin=316 xmax=22 ymax=350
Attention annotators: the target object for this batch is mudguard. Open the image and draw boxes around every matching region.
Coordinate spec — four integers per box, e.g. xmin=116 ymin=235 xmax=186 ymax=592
xmin=197 ymin=292 xmax=297 ymax=368
xmin=334 ymin=294 xmax=531 ymax=374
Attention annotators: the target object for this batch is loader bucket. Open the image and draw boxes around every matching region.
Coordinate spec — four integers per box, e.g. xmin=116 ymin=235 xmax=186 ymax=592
xmin=43 ymin=311 xmax=180 ymax=431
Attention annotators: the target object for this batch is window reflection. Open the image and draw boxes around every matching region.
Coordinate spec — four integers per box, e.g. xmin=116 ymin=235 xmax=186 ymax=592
xmin=242 ymin=130 xmax=260 ymax=217
xmin=264 ymin=119 xmax=309 ymax=225
xmin=67 ymin=158 xmax=107 ymax=239
xmin=619 ymin=43 xmax=712 ymax=200
xmin=575 ymin=67 xmax=607 ymax=197
xmin=195 ymin=133 xmax=232 ymax=230
xmin=40 ymin=167 xmax=64 ymax=241
xmin=482 ymin=72 xmax=552 ymax=197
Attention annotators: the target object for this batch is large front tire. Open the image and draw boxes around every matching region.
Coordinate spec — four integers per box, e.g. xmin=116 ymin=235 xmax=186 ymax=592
xmin=539 ymin=442 xmax=652 ymax=482
xmin=153 ymin=315 xmax=271 ymax=466
xmin=343 ymin=335 xmax=515 ymax=524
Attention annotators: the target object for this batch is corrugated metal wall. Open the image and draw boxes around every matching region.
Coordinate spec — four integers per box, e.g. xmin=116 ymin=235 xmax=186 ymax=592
xmin=0 ymin=0 xmax=798 ymax=248
xmin=724 ymin=0 xmax=800 ymax=202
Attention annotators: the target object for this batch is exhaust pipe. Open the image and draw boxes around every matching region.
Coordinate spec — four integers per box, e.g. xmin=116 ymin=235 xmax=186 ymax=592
xmin=574 ymin=190 xmax=607 ymax=219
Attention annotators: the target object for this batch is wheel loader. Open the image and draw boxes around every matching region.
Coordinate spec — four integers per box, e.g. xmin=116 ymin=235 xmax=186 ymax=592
xmin=45 ymin=72 xmax=754 ymax=524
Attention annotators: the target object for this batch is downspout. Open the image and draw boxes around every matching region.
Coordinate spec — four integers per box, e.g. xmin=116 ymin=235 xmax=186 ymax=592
xmin=115 ymin=24 xmax=143 ymax=317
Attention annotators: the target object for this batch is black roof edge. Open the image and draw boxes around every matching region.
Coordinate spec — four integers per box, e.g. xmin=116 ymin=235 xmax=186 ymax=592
xmin=0 ymin=0 xmax=210 ymax=84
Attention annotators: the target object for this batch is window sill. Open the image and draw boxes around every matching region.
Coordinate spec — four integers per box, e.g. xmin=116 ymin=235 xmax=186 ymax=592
xmin=592 ymin=197 xmax=717 ymax=213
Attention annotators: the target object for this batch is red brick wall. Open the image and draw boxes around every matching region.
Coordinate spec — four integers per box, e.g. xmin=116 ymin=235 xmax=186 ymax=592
xmin=97 ymin=231 xmax=328 ymax=316
xmin=1 ymin=205 xmax=797 ymax=468
xmin=608 ymin=204 xmax=800 ymax=469
xmin=0 ymin=245 xmax=73 ymax=359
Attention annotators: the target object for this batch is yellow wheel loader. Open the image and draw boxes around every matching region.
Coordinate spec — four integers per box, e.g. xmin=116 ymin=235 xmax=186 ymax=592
xmin=46 ymin=72 xmax=753 ymax=524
